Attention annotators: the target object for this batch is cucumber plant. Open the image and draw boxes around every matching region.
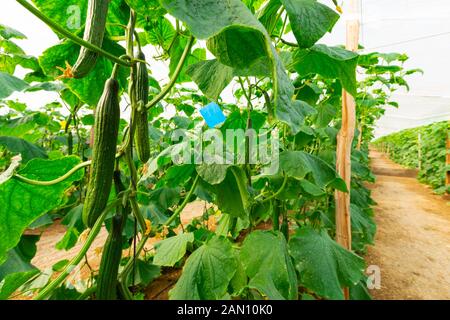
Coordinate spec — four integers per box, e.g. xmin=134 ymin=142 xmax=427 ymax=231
xmin=0 ymin=0 xmax=418 ymax=300
xmin=374 ymin=121 xmax=449 ymax=194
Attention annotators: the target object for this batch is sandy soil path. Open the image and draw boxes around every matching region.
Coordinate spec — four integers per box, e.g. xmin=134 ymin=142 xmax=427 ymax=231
xmin=366 ymin=149 xmax=450 ymax=300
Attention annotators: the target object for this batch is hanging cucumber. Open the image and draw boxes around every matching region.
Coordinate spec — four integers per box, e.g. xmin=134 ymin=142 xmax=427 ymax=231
xmin=82 ymin=66 xmax=120 ymax=228
xmin=133 ymin=50 xmax=150 ymax=163
xmin=96 ymin=171 xmax=128 ymax=300
xmin=72 ymin=0 xmax=111 ymax=78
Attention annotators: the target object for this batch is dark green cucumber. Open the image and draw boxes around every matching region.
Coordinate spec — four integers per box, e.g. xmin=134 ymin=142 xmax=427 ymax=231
xmin=133 ymin=50 xmax=150 ymax=163
xmin=72 ymin=0 xmax=110 ymax=78
xmin=96 ymin=171 xmax=128 ymax=300
xmin=82 ymin=74 xmax=120 ymax=228
xmin=96 ymin=171 xmax=131 ymax=300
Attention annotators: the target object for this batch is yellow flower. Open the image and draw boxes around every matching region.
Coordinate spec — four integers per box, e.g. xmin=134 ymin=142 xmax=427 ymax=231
xmin=79 ymin=229 xmax=90 ymax=243
xmin=144 ymin=219 xmax=152 ymax=236
xmin=94 ymin=246 xmax=103 ymax=257
xmin=336 ymin=5 xmax=343 ymax=14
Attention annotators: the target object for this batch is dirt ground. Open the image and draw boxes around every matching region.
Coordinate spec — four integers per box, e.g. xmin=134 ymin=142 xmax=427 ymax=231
xmin=27 ymin=150 xmax=450 ymax=300
xmin=366 ymin=149 xmax=450 ymax=300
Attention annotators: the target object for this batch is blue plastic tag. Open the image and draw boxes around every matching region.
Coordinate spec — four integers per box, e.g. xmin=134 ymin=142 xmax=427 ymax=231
xmin=199 ymin=102 xmax=226 ymax=128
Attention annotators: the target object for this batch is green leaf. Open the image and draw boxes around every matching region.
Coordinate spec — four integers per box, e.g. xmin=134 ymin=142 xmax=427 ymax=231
xmin=0 ymin=234 xmax=40 ymax=299
xmin=39 ymin=38 xmax=127 ymax=106
xmin=0 ymin=113 xmax=48 ymax=138
xmin=350 ymin=279 xmax=372 ymax=300
xmin=300 ymin=179 xmax=325 ymax=196
xmin=279 ymin=151 xmax=337 ymax=188
xmin=0 ymin=39 xmax=25 ymax=55
xmin=0 ymin=269 xmax=39 ymax=300
xmin=196 ymin=163 xmax=230 ymax=185
xmin=0 ymin=136 xmax=47 ymax=163
xmin=240 ymin=230 xmax=298 ymax=300
xmin=144 ymin=16 xmax=175 ymax=49
xmin=291 ymin=44 xmax=358 ymax=96
xmin=289 ymin=226 xmax=365 ymax=299
xmin=153 ymin=232 xmax=194 ymax=267
xmin=0 ymin=156 xmax=84 ymax=264
xmin=0 ymin=71 xmax=29 ymax=99
xmin=55 ymin=227 xmax=79 ymax=251
xmin=350 ymin=204 xmax=376 ymax=250
xmin=126 ymin=0 xmax=166 ymax=17
xmin=281 ymin=0 xmax=339 ymax=48
xmin=161 ymin=164 xmax=195 ymax=188
xmin=0 ymin=24 xmax=26 ymax=40
xmin=314 ymin=103 xmax=337 ymax=128
xmin=186 ymin=59 xmax=234 ymax=101
xmin=0 ymin=235 xmax=39 ymax=280
xmin=32 ymin=0 xmax=129 ymax=37
xmin=214 ymin=167 xmax=250 ymax=218
xmin=169 ymin=236 xmax=237 ymax=299
xmin=127 ymin=259 xmax=161 ymax=287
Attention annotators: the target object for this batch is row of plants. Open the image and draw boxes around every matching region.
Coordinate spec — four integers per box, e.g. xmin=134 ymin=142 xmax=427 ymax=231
xmin=0 ymin=0 xmax=417 ymax=300
xmin=373 ymin=121 xmax=449 ymax=194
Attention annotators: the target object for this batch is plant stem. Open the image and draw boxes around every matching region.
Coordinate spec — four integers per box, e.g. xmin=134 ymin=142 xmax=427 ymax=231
xmin=165 ymin=174 xmax=199 ymax=226
xmin=262 ymin=174 xmax=288 ymax=203
xmin=14 ymin=160 xmax=91 ymax=186
xmin=33 ymin=198 xmax=123 ymax=300
xmin=13 ymin=151 xmax=125 ymax=186
xmin=16 ymin=0 xmax=132 ymax=67
xmin=146 ymin=35 xmax=195 ymax=110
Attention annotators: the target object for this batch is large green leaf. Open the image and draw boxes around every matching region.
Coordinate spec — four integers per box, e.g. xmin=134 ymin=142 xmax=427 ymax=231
xmin=214 ymin=167 xmax=250 ymax=218
xmin=160 ymin=0 xmax=301 ymax=133
xmin=281 ymin=0 xmax=339 ymax=48
xmin=39 ymin=38 xmax=127 ymax=106
xmin=186 ymin=59 xmax=234 ymax=101
xmin=0 ymin=71 xmax=29 ymax=99
xmin=153 ymin=232 xmax=194 ymax=267
xmin=279 ymin=150 xmax=337 ymax=188
xmin=240 ymin=230 xmax=298 ymax=300
xmin=169 ymin=236 xmax=237 ymax=299
xmin=0 ymin=156 xmax=84 ymax=264
xmin=291 ymin=44 xmax=359 ymax=95
xmin=0 ymin=136 xmax=47 ymax=163
xmin=289 ymin=226 xmax=365 ymax=300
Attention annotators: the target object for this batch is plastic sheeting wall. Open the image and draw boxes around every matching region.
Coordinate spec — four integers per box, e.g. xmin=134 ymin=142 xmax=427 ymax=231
xmin=320 ymin=0 xmax=450 ymax=138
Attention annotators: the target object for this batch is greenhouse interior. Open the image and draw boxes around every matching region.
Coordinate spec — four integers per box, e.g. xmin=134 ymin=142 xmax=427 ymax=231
xmin=0 ymin=0 xmax=448 ymax=304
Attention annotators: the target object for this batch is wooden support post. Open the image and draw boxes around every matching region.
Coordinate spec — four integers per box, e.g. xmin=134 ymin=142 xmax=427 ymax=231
xmin=335 ymin=0 xmax=360 ymax=300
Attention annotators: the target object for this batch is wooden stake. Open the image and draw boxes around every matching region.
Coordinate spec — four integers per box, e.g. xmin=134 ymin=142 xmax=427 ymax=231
xmin=335 ymin=0 xmax=360 ymax=300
